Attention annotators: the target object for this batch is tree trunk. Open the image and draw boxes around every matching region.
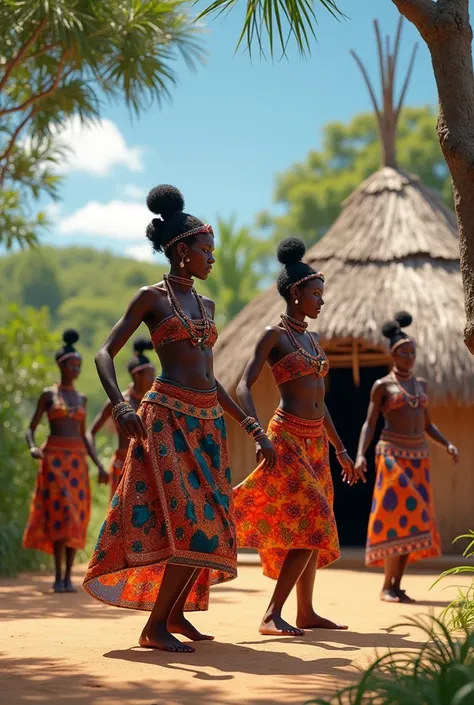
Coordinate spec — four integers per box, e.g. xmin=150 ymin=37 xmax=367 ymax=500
xmin=392 ymin=0 xmax=474 ymax=354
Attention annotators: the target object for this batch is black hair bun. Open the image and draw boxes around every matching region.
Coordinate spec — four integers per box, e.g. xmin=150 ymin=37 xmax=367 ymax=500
xmin=146 ymin=185 xmax=184 ymax=219
xmin=382 ymin=320 xmax=400 ymax=339
xmin=277 ymin=237 xmax=306 ymax=266
xmin=394 ymin=311 xmax=413 ymax=328
xmin=133 ymin=337 xmax=153 ymax=354
xmin=63 ymin=329 xmax=79 ymax=346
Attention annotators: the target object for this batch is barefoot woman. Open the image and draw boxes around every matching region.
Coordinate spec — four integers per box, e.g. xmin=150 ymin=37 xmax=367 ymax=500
xmin=87 ymin=338 xmax=156 ymax=501
xmin=234 ymin=238 xmax=361 ymax=637
xmin=355 ymin=312 xmax=459 ymax=603
xmin=83 ymin=185 xmax=275 ymax=652
xmin=24 ymin=330 xmax=108 ymax=593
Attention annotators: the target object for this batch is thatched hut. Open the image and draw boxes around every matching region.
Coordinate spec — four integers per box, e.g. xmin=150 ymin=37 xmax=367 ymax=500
xmin=214 ymin=21 xmax=474 ymax=553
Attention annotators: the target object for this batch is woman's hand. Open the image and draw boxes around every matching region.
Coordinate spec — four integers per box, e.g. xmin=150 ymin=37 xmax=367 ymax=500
xmin=117 ymin=411 xmax=147 ymax=441
xmin=255 ymin=435 xmax=277 ymax=469
xmin=30 ymin=446 xmax=44 ymax=460
xmin=354 ymin=454 xmax=368 ymax=483
xmin=447 ymin=443 xmax=460 ymax=463
xmin=337 ymin=451 xmax=358 ymax=485
xmin=97 ymin=464 xmax=109 ymax=485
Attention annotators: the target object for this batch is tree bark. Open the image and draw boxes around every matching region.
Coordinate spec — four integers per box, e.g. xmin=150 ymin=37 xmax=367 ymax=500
xmin=392 ymin=0 xmax=474 ymax=354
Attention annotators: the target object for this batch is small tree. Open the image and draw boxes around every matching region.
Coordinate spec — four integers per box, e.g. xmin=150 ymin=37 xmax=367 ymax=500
xmin=0 ymin=0 xmax=203 ymax=248
xmin=198 ymin=0 xmax=474 ymax=352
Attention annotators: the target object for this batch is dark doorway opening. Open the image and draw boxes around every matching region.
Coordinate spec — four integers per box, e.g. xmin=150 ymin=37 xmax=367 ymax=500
xmin=325 ymin=365 xmax=387 ymax=547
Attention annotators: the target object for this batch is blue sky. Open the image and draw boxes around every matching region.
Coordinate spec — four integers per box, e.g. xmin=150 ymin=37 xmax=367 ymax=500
xmin=45 ymin=0 xmax=439 ymax=261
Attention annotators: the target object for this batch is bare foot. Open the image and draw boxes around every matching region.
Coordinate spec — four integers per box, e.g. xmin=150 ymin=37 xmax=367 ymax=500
xmin=397 ymin=588 xmax=416 ymax=604
xmin=63 ymin=578 xmax=78 ymax=593
xmin=139 ymin=622 xmax=195 ymax=653
xmin=296 ymin=611 xmax=348 ymax=630
xmin=53 ymin=579 xmax=65 ymax=594
xmin=380 ymin=587 xmax=401 ymax=603
xmin=168 ymin=616 xmax=214 ymax=642
xmin=259 ymin=614 xmax=304 ymax=637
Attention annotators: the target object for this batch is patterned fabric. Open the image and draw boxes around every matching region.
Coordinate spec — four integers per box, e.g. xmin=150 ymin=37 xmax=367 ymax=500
xmin=23 ymin=436 xmax=90 ymax=555
xmin=234 ymin=408 xmax=340 ymax=580
xmin=109 ymin=448 xmax=128 ymax=500
xmin=151 ymin=315 xmax=218 ymax=351
xmin=366 ymin=431 xmax=441 ymax=567
xmin=383 ymin=391 xmax=428 ymax=412
xmin=83 ymin=378 xmax=237 ymax=612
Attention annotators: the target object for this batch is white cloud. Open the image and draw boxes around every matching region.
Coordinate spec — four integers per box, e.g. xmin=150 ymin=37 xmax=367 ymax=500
xmin=58 ymin=199 xmax=150 ymax=240
xmin=121 ymin=184 xmax=147 ymax=200
xmin=53 ymin=116 xmax=143 ymax=176
xmin=125 ymin=244 xmax=155 ymax=262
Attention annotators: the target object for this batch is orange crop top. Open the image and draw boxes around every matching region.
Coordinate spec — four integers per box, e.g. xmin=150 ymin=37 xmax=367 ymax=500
xmin=47 ymin=385 xmax=86 ymax=422
xmin=151 ymin=314 xmax=218 ymax=351
xmin=270 ymin=348 xmax=329 ymax=386
xmin=384 ymin=390 xmax=428 ymax=412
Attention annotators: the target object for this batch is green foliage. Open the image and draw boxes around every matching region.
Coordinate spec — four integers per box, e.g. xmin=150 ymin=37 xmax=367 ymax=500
xmin=257 ymin=107 xmax=452 ymax=247
xmin=0 ymin=305 xmax=57 ymax=575
xmin=434 ymin=531 xmax=474 ymax=634
xmin=310 ymin=615 xmax=474 ymax=705
xmin=201 ymin=216 xmax=273 ymax=327
xmin=0 ymin=0 xmax=204 ymax=248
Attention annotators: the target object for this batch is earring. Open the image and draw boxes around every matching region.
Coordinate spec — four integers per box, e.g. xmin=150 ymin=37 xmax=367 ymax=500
xmin=294 ymin=298 xmax=299 ymax=304
xmin=179 ymin=256 xmax=185 ymax=269
xmin=185 ymin=258 xmax=190 ymax=263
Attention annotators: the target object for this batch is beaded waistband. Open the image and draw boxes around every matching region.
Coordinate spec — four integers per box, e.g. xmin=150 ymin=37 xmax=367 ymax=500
xmin=43 ymin=436 xmax=86 ymax=453
xmin=142 ymin=378 xmax=223 ymax=419
xmin=377 ymin=430 xmax=428 ymax=459
xmin=271 ymin=408 xmax=325 ymax=438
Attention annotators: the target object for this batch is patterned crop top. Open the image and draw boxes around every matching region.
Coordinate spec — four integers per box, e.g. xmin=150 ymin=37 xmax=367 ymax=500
xmin=47 ymin=385 xmax=86 ymax=422
xmin=383 ymin=390 xmax=428 ymax=412
xmin=270 ymin=348 xmax=329 ymax=386
xmin=151 ymin=314 xmax=218 ymax=351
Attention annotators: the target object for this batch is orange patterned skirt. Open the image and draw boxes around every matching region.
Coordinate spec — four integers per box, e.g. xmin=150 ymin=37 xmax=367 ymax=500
xmin=234 ymin=409 xmax=340 ymax=580
xmin=109 ymin=448 xmax=128 ymax=500
xmin=83 ymin=378 xmax=237 ymax=612
xmin=366 ymin=432 xmax=441 ymax=567
xmin=23 ymin=436 xmax=90 ymax=555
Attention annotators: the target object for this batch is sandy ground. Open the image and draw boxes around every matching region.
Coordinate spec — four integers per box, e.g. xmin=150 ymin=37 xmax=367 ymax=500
xmin=0 ymin=563 xmax=464 ymax=705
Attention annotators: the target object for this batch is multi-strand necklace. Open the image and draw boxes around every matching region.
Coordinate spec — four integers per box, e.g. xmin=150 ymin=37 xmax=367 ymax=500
xmin=390 ymin=368 xmax=421 ymax=409
xmin=55 ymin=384 xmax=82 ymax=418
xmin=280 ymin=314 xmax=328 ymax=376
xmin=163 ymin=273 xmax=212 ymax=349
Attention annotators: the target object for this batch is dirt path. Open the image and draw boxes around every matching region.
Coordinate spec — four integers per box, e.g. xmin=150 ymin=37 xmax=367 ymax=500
xmin=0 ymin=564 xmax=459 ymax=705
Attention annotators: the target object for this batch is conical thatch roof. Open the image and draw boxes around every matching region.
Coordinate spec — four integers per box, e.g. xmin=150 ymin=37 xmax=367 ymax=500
xmin=214 ymin=166 xmax=474 ymax=405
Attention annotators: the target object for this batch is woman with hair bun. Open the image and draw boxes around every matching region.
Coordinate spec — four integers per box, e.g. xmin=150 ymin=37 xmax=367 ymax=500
xmin=23 ymin=330 xmax=108 ymax=593
xmin=355 ymin=312 xmax=459 ymax=603
xmin=83 ymin=185 xmax=275 ymax=653
xmin=87 ymin=337 xmax=156 ymax=501
xmin=234 ymin=237 xmax=361 ymax=637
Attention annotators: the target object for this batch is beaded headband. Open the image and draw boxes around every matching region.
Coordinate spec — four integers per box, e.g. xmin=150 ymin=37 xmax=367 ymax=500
xmin=57 ymin=351 xmax=82 ymax=364
xmin=163 ymin=224 xmax=214 ymax=252
xmin=390 ymin=337 xmax=416 ymax=353
xmin=130 ymin=362 xmax=155 ymax=374
xmin=291 ymin=272 xmax=325 ymax=290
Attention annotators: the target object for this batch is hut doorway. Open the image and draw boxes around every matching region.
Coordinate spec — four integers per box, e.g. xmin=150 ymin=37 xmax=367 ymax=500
xmin=325 ymin=365 xmax=387 ymax=547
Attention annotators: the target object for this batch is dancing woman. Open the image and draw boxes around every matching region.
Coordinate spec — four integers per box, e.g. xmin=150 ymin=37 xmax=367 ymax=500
xmin=24 ymin=330 xmax=108 ymax=593
xmin=234 ymin=238 xmax=361 ymax=637
xmin=83 ymin=185 xmax=275 ymax=653
xmin=87 ymin=338 xmax=156 ymax=501
xmin=355 ymin=312 xmax=459 ymax=603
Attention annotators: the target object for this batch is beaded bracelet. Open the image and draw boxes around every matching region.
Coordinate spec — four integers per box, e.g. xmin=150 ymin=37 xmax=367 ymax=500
xmin=112 ymin=401 xmax=134 ymax=421
xmin=240 ymin=416 xmax=256 ymax=430
xmin=335 ymin=448 xmax=347 ymax=456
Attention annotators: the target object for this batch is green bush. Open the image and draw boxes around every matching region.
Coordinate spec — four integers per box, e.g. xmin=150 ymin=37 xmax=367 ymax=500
xmin=0 ymin=305 xmax=57 ymax=575
xmin=435 ymin=531 xmax=474 ymax=634
xmin=310 ymin=616 xmax=474 ymax=705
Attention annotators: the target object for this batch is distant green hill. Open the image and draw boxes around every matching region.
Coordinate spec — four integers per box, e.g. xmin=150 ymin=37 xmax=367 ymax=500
xmin=0 ymin=246 xmax=165 ymax=419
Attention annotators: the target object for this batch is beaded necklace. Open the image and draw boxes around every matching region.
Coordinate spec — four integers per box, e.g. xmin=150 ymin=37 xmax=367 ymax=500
xmin=282 ymin=313 xmax=308 ymax=333
xmin=163 ymin=274 xmax=211 ymax=349
xmin=280 ymin=315 xmax=328 ymax=375
xmin=167 ymin=274 xmax=194 ymax=288
xmin=55 ymin=384 xmax=82 ymax=418
xmin=390 ymin=369 xmax=421 ymax=409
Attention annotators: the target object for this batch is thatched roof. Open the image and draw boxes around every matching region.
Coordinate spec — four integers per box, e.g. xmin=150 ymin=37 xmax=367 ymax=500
xmin=214 ymin=166 xmax=474 ymax=405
